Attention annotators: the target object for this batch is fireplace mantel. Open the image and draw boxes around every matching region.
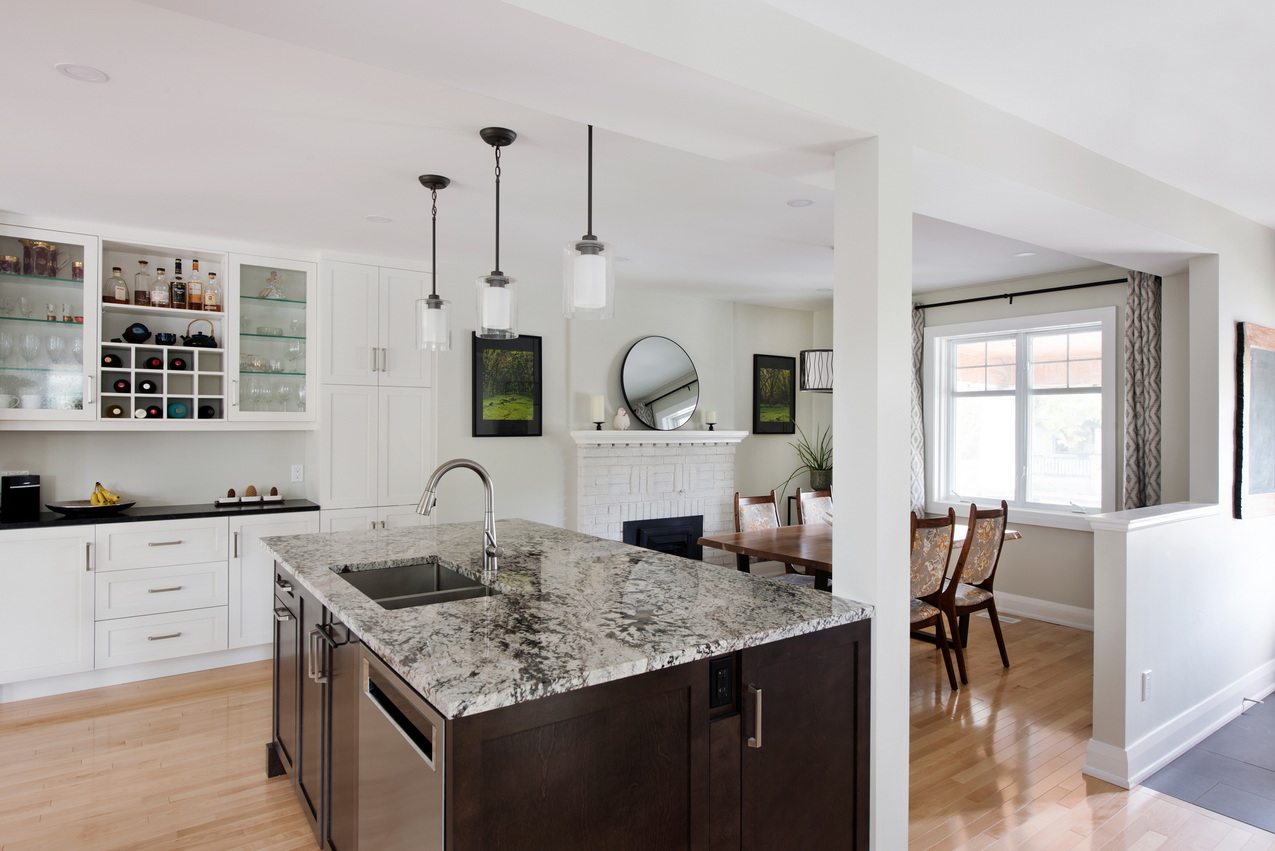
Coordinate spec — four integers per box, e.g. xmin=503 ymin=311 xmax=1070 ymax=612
xmin=570 ymin=430 xmax=747 ymax=447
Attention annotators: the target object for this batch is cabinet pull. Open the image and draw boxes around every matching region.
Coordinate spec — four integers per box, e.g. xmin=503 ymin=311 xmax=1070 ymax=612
xmin=370 ymin=347 xmax=378 ymax=373
xmin=148 ymin=632 xmax=182 ymax=642
xmin=308 ymin=629 xmax=330 ymax=684
xmin=147 ymin=586 xmax=183 ymax=594
xmin=233 ymin=531 xmax=239 ymax=559
xmin=147 ymin=540 xmax=183 ymax=547
xmin=380 ymin=347 xmax=388 ymax=372
xmin=85 ymin=541 xmax=93 ymax=572
xmin=85 ymin=373 xmax=96 ymax=405
xmin=274 ymin=607 xmax=293 ymax=622
xmin=746 ymin=684 xmax=763 ymax=749
xmin=232 ymin=379 xmax=239 ymax=407
xmin=275 ymin=577 xmax=293 ymax=591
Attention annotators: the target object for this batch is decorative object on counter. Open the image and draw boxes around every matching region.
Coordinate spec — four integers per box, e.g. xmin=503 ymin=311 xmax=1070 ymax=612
xmin=155 ymin=332 xmax=176 ymax=345
xmin=777 ymin=421 xmax=833 ymax=498
xmin=476 ymin=127 xmax=519 ymax=340
xmin=241 ymin=485 xmax=261 ymax=503
xmin=103 ymin=267 xmax=128 ymax=304
xmin=151 ymin=267 xmax=169 ymax=307
xmin=564 ymin=124 xmax=615 ymax=321
xmin=133 ymin=260 xmax=152 ymax=306
xmin=258 ymin=271 xmax=286 ymax=299
xmin=1 ymin=474 xmax=41 ymax=522
xmin=799 ymin=348 xmax=833 ymax=393
xmin=416 ymin=173 xmax=453 ymax=352
xmin=216 ymin=487 xmax=239 ymax=505
xmin=614 ymin=407 xmax=630 ymax=430
xmin=203 ymin=271 xmax=221 ymax=311
xmin=181 ymin=318 xmax=218 ymax=348
xmin=591 ymin=394 xmax=605 ymax=430
xmin=621 ymin=336 xmax=699 ymax=430
xmin=471 ymin=332 xmax=542 ymax=437
xmin=46 ymin=498 xmax=136 ymax=517
xmin=122 ymin=322 xmax=151 ymax=344
xmin=263 ymin=486 xmax=283 ymax=503
xmin=90 ymin=481 xmax=120 ymax=506
xmin=704 ymin=410 xmax=717 ymax=431
xmin=753 ymin=353 xmax=796 ymax=435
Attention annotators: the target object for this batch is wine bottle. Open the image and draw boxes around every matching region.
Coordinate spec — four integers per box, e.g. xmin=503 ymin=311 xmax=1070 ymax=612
xmin=112 ymin=378 xmax=131 ymax=394
xmin=202 ymin=272 xmax=222 ymax=312
xmin=166 ymin=401 xmax=188 ymax=419
xmin=144 ymin=356 xmax=163 ymax=370
xmin=169 ymin=259 xmax=187 ymax=309
xmin=197 ymin=404 xmax=216 ymax=419
xmin=105 ymin=404 xmax=125 ymax=418
xmin=146 ymin=404 xmax=163 ymax=418
xmin=186 ymin=259 xmax=203 ymax=310
xmin=138 ymin=379 xmax=159 ymax=394
xmin=102 ymin=353 xmax=123 ymax=368
xmin=168 ymin=355 xmax=188 ymax=371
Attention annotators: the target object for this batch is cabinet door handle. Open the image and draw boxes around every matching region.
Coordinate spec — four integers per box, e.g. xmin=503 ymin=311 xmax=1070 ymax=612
xmin=380 ymin=347 xmax=388 ymax=372
xmin=274 ymin=607 xmax=293 ymax=622
xmin=85 ymin=373 xmax=96 ymax=405
xmin=232 ymin=379 xmax=239 ymax=407
xmin=746 ymin=684 xmax=763 ymax=748
xmin=147 ymin=586 xmax=183 ymax=594
xmin=308 ymin=629 xmax=330 ymax=683
xmin=370 ymin=347 xmax=378 ymax=373
xmin=275 ymin=577 xmax=293 ymax=591
xmin=147 ymin=540 xmax=183 ymax=547
xmin=148 ymin=632 xmax=182 ymax=642
xmin=85 ymin=542 xmax=93 ymax=572
xmin=233 ymin=531 xmax=239 ymax=559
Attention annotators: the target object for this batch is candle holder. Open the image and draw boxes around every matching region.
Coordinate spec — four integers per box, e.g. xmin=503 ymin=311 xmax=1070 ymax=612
xmin=593 ymin=421 xmax=604 ymax=431
xmin=707 ymin=423 xmax=715 ymax=431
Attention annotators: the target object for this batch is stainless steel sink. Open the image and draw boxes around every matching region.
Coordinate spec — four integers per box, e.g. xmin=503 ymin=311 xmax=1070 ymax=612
xmin=336 ymin=560 xmax=501 ymax=610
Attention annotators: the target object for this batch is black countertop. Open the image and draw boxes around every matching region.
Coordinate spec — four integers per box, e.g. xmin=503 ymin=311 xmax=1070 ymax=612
xmin=0 ymin=499 xmax=320 ymax=530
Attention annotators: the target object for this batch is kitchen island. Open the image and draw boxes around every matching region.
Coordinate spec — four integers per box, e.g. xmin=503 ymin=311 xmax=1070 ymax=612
xmin=264 ymin=519 xmax=872 ymax=851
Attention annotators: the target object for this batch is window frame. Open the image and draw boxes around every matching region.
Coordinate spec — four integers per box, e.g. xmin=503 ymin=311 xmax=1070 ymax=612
xmin=923 ymin=307 xmax=1118 ymax=530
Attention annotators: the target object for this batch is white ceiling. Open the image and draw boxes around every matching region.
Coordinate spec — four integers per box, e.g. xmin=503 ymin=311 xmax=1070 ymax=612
xmin=4 ymin=0 xmax=1257 ymax=310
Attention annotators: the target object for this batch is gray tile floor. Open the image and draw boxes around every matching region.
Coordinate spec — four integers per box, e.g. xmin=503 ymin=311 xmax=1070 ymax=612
xmin=1143 ymin=698 xmax=1275 ymax=832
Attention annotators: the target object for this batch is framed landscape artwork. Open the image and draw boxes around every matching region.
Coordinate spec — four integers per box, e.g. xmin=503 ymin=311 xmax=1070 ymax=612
xmin=472 ymin=333 xmax=542 ymax=437
xmin=753 ymin=354 xmax=796 ymax=435
xmin=1235 ymin=321 xmax=1275 ymax=517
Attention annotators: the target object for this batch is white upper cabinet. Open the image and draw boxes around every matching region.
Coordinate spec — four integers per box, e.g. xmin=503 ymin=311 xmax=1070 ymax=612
xmin=320 ymin=261 xmax=433 ymax=388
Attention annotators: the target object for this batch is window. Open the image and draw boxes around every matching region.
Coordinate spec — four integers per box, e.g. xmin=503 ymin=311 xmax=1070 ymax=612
xmin=924 ymin=308 xmax=1117 ymax=524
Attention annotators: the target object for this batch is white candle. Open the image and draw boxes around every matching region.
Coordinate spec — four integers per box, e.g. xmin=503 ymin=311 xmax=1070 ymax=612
xmin=591 ymin=395 xmax=605 ymax=422
xmin=704 ymin=410 xmax=717 ymax=425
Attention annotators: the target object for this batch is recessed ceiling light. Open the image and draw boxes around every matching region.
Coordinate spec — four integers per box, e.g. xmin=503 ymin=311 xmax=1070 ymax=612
xmin=616 ymin=256 xmax=631 ymax=262
xmin=364 ymin=215 xmax=392 ymax=224
xmin=787 ymin=199 xmax=815 ymax=208
xmin=1013 ymin=251 xmax=1037 ymax=258
xmin=54 ymin=63 xmax=108 ymax=83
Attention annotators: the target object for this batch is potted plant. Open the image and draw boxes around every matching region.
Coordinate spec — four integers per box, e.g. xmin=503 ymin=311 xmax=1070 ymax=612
xmin=778 ymin=421 xmax=832 ymax=498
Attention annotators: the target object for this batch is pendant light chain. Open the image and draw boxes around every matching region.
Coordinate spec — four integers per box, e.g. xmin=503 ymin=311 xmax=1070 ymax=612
xmin=493 ymin=145 xmax=502 ymax=273
xmin=429 ymin=186 xmax=439 ymax=299
xmin=586 ymin=124 xmax=594 ymax=239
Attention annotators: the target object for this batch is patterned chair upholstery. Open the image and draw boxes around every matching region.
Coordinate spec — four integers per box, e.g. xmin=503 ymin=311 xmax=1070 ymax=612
xmin=910 ymin=509 xmax=958 ymax=690
xmin=733 ymin=491 xmax=815 ymax=587
xmin=938 ymin=501 xmax=1010 ymax=685
xmin=795 ymin=487 xmax=833 ymax=527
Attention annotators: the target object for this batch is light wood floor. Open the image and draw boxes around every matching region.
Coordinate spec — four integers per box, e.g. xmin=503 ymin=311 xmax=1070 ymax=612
xmin=2 ymin=620 xmax=1272 ymax=850
xmin=910 ymin=615 xmax=1275 ymax=850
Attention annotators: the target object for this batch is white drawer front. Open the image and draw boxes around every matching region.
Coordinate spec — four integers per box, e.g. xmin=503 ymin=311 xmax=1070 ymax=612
xmin=95 ymin=562 xmax=228 ymax=621
xmin=96 ymin=519 xmax=228 ymax=571
xmin=94 ymin=607 xmax=228 ymax=667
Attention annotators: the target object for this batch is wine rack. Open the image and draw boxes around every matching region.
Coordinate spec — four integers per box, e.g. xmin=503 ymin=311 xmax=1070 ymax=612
xmin=99 ymin=342 xmax=225 ymax=421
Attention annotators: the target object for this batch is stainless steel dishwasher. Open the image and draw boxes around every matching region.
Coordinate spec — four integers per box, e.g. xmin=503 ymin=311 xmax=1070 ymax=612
xmin=358 ymin=646 xmax=446 ymax=850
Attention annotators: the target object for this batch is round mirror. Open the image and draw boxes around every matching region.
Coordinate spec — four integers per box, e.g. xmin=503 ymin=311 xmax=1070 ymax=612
xmin=621 ymin=336 xmax=699 ymax=430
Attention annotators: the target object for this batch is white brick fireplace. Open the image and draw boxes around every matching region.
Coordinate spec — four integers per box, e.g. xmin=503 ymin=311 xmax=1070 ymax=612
xmin=571 ymin=430 xmax=748 ymax=566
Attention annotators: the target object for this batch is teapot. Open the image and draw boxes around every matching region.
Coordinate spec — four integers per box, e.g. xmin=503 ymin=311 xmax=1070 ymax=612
xmin=181 ymin=318 xmax=219 ymax=348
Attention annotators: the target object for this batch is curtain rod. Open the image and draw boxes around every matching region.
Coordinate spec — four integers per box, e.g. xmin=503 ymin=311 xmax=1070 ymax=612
xmin=913 ymin=277 xmax=1128 ymax=311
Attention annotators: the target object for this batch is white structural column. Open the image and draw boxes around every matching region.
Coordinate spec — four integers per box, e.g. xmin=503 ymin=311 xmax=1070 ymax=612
xmin=833 ymin=137 xmax=913 ymax=848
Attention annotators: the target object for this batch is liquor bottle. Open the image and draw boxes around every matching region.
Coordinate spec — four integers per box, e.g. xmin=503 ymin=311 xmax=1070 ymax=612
xmin=151 ymin=267 xmax=170 ymax=307
xmin=104 ymin=404 xmax=126 ymax=418
xmin=112 ymin=378 xmax=131 ymax=394
xmin=168 ymin=355 xmax=188 ymax=371
xmin=169 ymin=259 xmax=187 ymax=309
xmin=103 ymin=267 xmax=128 ymax=303
xmin=202 ymin=271 xmax=222 ymax=312
xmin=133 ymin=261 xmax=152 ymax=306
xmin=186 ymin=259 xmax=204 ymax=310
xmin=102 ymin=353 xmax=123 ymax=368
xmin=138 ymin=379 xmax=159 ymax=394
xmin=143 ymin=355 xmax=163 ymax=370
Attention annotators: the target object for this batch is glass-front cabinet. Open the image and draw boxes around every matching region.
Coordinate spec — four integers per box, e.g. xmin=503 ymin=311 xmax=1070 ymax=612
xmin=227 ymin=255 xmax=317 ymax=422
xmin=0 ymin=224 xmax=99 ymax=420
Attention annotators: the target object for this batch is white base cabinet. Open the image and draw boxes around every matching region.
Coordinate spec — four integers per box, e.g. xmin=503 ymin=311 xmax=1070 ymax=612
xmin=228 ymin=512 xmax=319 ymax=649
xmin=94 ymin=607 xmax=229 ymax=668
xmin=319 ymin=506 xmax=429 ymax=533
xmin=0 ymin=527 xmax=95 ymax=684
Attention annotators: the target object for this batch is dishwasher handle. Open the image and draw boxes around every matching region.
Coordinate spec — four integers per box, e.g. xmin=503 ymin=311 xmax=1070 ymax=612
xmin=362 ymin=656 xmax=440 ymax=770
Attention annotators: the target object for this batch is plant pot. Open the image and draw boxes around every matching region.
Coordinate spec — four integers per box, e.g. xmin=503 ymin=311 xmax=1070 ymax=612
xmin=809 ymin=469 xmax=832 ymax=491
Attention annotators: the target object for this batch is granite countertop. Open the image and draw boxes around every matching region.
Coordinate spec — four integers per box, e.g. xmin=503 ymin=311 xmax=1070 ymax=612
xmin=263 ymin=519 xmax=872 ymax=719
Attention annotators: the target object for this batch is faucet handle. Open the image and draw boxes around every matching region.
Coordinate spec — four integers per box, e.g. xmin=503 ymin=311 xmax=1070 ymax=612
xmin=485 ymin=544 xmax=506 ymax=559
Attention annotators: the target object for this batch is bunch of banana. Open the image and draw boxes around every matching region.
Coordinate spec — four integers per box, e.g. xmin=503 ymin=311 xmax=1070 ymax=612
xmin=90 ymin=482 xmax=120 ymax=506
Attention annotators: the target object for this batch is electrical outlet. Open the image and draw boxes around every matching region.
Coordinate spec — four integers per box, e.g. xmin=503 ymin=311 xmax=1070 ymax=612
xmin=290 ymin=465 xmax=304 ymax=483
xmin=1141 ymin=670 xmax=1152 ymax=701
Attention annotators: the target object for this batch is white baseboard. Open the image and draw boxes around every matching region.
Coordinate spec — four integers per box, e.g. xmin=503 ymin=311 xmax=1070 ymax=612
xmin=1085 ymin=661 xmax=1275 ymax=788
xmin=0 ymin=644 xmax=272 ymax=704
xmin=995 ymin=591 xmax=1094 ymax=631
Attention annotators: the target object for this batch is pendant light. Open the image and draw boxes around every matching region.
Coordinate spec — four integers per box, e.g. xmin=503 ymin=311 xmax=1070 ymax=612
xmin=476 ymin=127 xmax=518 ymax=339
xmin=564 ymin=124 xmax=615 ymax=319
xmin=416 ymin=174 xmax=452 ymax=352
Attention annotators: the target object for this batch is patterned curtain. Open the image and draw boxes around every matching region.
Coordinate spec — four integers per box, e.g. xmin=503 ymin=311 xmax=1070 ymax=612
xmin=910 ymin=305 xmax=927 ymax=513
xmin=1124 ymin=271 xmax=1162 ymax=509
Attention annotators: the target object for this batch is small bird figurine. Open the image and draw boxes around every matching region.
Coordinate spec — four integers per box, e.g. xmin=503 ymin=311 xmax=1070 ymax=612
xmin=613 ymin=407 xmax=630 ymax=430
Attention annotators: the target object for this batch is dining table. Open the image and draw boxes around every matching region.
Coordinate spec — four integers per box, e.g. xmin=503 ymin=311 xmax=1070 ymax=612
xmin=697 ymin=520 xmax=1021 ymax=594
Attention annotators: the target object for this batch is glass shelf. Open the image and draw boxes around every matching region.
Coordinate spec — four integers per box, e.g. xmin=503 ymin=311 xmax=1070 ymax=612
xmin=241 ymin=332 xmax=304 ymax=341
xmin=0 ymin=271 xmax=85 ymax=288
xmin=1 ymin=315 xmax=85 ymax=326
xmin=241 ymin=370 xmax=306 ymax=377
xmin=241 ymin=295 xmax=306 ymax=307
xmin=0 ymin=365 xmax=83 ymax=375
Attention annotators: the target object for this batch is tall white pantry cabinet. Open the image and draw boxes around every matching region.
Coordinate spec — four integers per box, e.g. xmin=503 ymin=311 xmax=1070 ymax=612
xmin=317 ymin=262 xmax=436 ymax=531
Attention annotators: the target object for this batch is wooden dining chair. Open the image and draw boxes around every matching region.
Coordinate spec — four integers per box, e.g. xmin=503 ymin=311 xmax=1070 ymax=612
xmin=795 ymin=487 xmax=833 ymax=526
xmin=936 ymin=500 xmax=1010 ymax=685
xmin=910 ymin=509 xmax=958 ymax=690
xmin=733 ymin=491 xmax=814 ymax=587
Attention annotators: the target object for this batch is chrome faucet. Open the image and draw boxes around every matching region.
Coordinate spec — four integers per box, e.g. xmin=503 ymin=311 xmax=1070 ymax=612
xmin=417 ymin=459 xmax=504 ymax=574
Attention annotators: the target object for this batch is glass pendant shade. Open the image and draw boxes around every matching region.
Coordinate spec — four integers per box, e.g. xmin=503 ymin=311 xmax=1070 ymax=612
xmin=476 ymin=274 xmax=517 ymax=339
xmin=799 ymin=349 xmax=834 ymax=393
xmin=416 ymin=295 xmax=450 ymax=351
xmin=564 ymin=238 xmax=614 ymax=319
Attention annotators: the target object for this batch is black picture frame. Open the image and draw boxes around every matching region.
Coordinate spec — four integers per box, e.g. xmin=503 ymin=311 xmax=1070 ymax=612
xmin=472 ymin=333 xmax=543 ymax=437
xmin=753 ymin=354 xmax=796 ymax=434
xmin=1235 ymin=322 xmax=1275 ymax=517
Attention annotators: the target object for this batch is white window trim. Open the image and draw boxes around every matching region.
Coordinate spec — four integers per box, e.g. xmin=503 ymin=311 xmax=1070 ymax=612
xmin=923 ymin=306 xmax=1118 ymax=531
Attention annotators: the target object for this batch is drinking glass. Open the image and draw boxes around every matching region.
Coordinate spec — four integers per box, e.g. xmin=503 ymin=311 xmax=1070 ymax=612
xmin=18 ymin=297 xmax=32 ymax=318
xmin=297 ymin=383 xmax=306 ymax=412
xmin=19 ymin=333 xmax=39 ymax=365
xmin=258 ymin=379 xmax=275 ymax=412
xmin=71 ymin=336 xmax=83 ymax=363
xmin=286 ymin=339 xmax=303 ymax=366
xmin=0 ymin=331 xmax=11 ymax=366
xmin=0 ymin=295 xmax=12 ymax=315
xmin=290 ymin=317 xmax=304 ymax=335
xmin=245 ymin=377 xmax=262 ymax=412
xmin=46 ymin=334 xmax=66 ymax=365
